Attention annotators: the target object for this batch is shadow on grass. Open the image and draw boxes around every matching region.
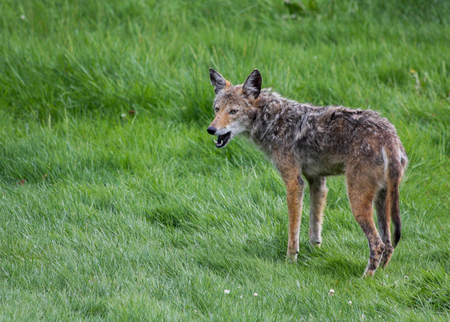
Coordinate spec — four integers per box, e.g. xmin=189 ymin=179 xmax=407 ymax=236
xmin=141 ymin=205 xmax=196 ymax=230
xmin=189 ymin=234 xmax=365 ymax=280
xmin=70 ymin=297 xmax=109 ymax=319
xmin=307 ymin=252 xmax=364 ymax=278
xmin=140 ymin=191 xmax=199 ymax=230
xmin=240 ymin=232 xmax=365 ymax=278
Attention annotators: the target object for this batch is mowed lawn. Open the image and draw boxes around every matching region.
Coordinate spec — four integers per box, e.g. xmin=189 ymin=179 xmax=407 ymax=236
xmin=1 ymin=0 xmax=450 ymax=320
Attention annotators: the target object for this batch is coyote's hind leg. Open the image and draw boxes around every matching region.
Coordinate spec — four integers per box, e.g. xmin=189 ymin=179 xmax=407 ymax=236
xmin=375 ymin=188 xmax=394 ymax=268
xmin=347 ymin=173 xmax=385 ymax=277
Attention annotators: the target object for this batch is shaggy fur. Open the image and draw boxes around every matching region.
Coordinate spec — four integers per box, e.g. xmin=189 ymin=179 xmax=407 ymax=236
xmin=207 ymin=68 xmax=408 ymax=277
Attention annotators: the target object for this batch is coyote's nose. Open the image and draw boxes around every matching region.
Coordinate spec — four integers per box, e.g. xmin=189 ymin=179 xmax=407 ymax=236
xmin=207 ymin=126 xmax=217 ymax=135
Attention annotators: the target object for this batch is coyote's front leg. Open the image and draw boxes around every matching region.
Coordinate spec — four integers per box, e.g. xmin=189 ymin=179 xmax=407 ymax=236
xmin=306 ymin=176 xmax=328 ymax=247
xmin=277 ymin=156 xmax=304 ymax=262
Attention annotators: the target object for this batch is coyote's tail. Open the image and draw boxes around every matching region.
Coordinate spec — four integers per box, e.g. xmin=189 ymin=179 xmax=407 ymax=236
xmin=385 ymin=146 xmax=407 ymax=247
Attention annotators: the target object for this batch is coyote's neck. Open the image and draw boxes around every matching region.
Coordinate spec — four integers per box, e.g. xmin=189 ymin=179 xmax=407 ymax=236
xmin=249 ymin=89 xmax=310 ymax=152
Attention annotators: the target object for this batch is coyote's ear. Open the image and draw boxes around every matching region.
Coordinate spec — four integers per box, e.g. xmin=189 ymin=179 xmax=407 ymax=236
xmin=243 ymin=69 xmax=262 ymax=99
xmin=209 ymin=68 xmax=229 ymax=95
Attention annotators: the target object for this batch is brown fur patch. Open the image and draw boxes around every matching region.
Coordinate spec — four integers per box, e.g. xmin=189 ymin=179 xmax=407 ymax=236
xmin=207 ymin=69 xmax=408 ymax=276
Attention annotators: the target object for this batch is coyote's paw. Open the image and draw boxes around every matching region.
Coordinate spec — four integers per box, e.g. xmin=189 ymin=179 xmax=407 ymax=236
xmin=308 ymin=228 xmax=322 ymax=248
xmin=309 ymin=239 xmax=321 ymax=248
xmin=380 ymin=244 xmax=394 ymax=268
xmin=362 ymin=242 xmax=386 ymax=277
xmin=286 ymin=248 xmax=298 ymax=263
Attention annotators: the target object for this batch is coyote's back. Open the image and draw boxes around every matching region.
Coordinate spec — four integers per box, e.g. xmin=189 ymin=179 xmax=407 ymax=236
xmin=207 ymin=68 xmax=407 ymax=277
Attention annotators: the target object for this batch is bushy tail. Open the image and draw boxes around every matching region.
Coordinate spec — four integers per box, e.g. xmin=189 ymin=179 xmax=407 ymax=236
xmin=388 ymin=172 xmax=401 ymax=247
xmin=386 ymin=146 xmax=406 ymax=247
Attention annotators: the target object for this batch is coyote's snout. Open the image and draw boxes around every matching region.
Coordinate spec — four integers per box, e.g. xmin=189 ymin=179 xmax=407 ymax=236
xmin=207 ymin=68 xmax=408 ymax=277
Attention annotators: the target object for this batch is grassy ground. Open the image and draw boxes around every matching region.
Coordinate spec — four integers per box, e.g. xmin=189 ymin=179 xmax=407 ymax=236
xmin=1 ymin=0 xmax=450 ymax=320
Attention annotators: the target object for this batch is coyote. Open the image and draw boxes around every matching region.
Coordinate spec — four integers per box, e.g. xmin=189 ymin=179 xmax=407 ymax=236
xmin=207 ymin=68 xmax=408 ymax=277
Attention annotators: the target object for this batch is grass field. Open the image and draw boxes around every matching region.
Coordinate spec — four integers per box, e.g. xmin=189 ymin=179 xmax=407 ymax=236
xmin=1 ymin=0 xmax=450 ymax=320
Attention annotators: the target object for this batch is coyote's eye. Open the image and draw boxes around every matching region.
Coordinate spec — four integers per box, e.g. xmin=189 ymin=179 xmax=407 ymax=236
xmin=229 ymin=110 xmax=238 ymax=115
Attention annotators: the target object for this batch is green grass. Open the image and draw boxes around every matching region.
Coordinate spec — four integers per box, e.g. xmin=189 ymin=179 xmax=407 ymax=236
xmin=1 ymin=0 xmax=450 ymax=320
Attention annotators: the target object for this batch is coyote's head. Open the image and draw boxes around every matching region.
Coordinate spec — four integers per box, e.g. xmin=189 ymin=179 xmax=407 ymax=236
xmin=207 ymin=68 xmax=262 ymax=148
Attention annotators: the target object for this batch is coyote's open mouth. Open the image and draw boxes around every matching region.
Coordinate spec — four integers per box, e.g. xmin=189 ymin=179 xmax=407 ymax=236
xmin=215 ymin=132 xmax=232 ymax=148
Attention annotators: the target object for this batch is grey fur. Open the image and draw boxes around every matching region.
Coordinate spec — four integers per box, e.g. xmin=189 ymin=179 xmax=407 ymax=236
xmin=249 ymin=89 xmax=407 ymax=177
xmin=207 ymin=69 xmax=408 ymax=277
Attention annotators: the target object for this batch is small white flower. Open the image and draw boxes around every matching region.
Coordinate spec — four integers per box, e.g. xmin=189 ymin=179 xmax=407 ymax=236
xmin=348 ymin=300 xmax=352 ymax=305
xmin=224 ymin=289 xmax=230 ymax=294
xmin=329 ymin=289 xmax=335 ymax=296
xmin=21 ymin=15 xmax=26 ymax=20
xmin=404 ymin=276 xmax=409 ymax=279
xmin=240 ymin=295 xmax=243 ymax=299
xmin=253 ymin=292 xmax=258 ymax=297
xmin=121 ymin=113 xmax=126 ymax=119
